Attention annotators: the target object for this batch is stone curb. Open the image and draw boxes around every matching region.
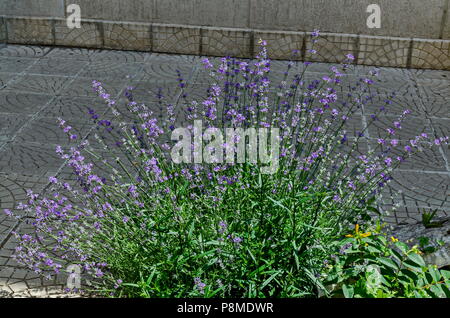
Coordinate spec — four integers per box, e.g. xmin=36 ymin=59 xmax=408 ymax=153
xmin=0 ymin=16 xmax=449 ymax=70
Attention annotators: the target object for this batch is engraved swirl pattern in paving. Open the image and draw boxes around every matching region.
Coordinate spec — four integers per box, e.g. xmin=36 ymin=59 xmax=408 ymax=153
xmin=6 ymin=75 xmax=72 ymax=95
xmin=0 ymin=92 xmax=53 ymax=114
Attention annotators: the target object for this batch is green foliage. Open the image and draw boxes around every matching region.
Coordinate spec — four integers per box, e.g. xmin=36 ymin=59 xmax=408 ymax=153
xmin=99 ymin=170 xmax=363 ymax=298
xmin=418 ymin=237 xmax=445 ymax=255
xmin=321 ymin=224 xmax=450 ymax=298
xmin=421 ymin=209 xmax=445 ymax=229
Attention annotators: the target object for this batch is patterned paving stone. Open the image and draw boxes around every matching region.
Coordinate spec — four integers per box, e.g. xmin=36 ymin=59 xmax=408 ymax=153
xmin=0 ymin=72 xmax=16 ymax=89
xmin=382 ymin=171 xmax=450 ymax=213
xmin=0 ymin=91 xmax=53 ymax=114
xmin=114 ymin=93 xmax=175 ymax=122
xmin=380 ymin=204 xmax=449 ymax=225
xmin=45 ymin=47 xmax=103 ymax=61
xmin=270 ymin=60 xmax=307 ymax=74
xmin=303 ymin=62 xmax=350 ymax=74
xmin=416 ymin=78 xmax=450 ymax=100
xmin=400 ymin=93 xmax=449 ymax=119
xmin=59 ymin=77 xmax=125 ymax=98
xmin=0 ymin=174 xmax=48 ymax=242
xmin=0 ymin=217 xmax=17 ymax=245
xmin=86 ymin=123 xmax=134 ymax=149
xmin=0 ymin=174 xmax=48 ymax=209
xmin=410 ymin=69 xmax=450 ymax=81
xmin=137 ymin=62 xmax=195 ymax=83
xmin=0 ymin=142 xmax=65 ymax=177
xmin=26 ymin=58 xmax=90 ymax=77
xmin=368 ymin=139 xmax=448 ymax=172
xmin=91 ymin=50 xmax=150 ymax=64
xmin=0 ymin=114 xmax=30 ymax=143
xmin=431 ymin=119 xmax=450 ymax=147
xmin=15 ymin=118 xmax=93 ymax=146
xmin=365 ymin=115 xmax=433 ymax=141
xmin=331 ymin=138 xmax=370 ymax=166
xmin=0 ymin=57 xmax=36 ymax=74
xmin=431 ymin=118 xmax=450 ymax=165
xmin=148 ymin=53 xmax=199 ymax=63
xmin=77 ymin=61 xmax=143 ymax=81
xmin=126 ymin=81 xmax=181 ymax=104
xmin=0 ymin=229 xmax=68 ymax=296
xmin=322 ymin=115 xmax=364 ymax=138
xmin=0 ymin=45 xmax=51 ymax=58
xmin=57 ymin=146 xmax=138 ymax=184
xmin=362 ymin=93 xmax=426 ymax=118
xmin=37 ymin=96 xmax=107 ymax=121
xmin=356 ymin=66 xmax=414 ymax=80
xmin=5 ymin=74 xmax=73 ymax=95
xmin=370 ymin=76 xmax=417 ymax=94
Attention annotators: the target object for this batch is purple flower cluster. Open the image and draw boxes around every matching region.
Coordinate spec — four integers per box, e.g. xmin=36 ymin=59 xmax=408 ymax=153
xmin=3 ymin=34 xmax=448 ymax=295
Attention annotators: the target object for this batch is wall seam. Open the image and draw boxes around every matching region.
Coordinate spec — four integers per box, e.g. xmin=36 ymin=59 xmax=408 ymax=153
xmin=439 ymin=0 xmax=449 ymax=39
xmin=61 ymin=0 xmax=66 ymax=19
xmin=406 ymin=38 xmax=414 ymax=69
xmin=98 ymin=20 xmax=105 ymax=48
xmin=301 ymin=36 xmax=306 ymax=61
xmin=199 ymin=26 xmax=204 ymax=56
xmin=149 ymin=23 xmax=153 ymax=52
xmin=5 ymin=16 xmax=9 ymax=42
xmin=249 ymin=30 xmax=255 ymax=58
xmin=354 ymin=34 xmax=360 ymax=65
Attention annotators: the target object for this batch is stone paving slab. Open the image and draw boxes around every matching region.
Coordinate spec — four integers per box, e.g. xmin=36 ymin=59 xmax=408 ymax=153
xmin=0 ymin=44 xmax=448 ymax=297
xmin=0 ymin=142 xmax=64 ymax=178
xmin=0 ymin=57 xmax=37 ymax=73
xmin=0 ymin=91 xmax=54 ymax=115
xmin=4 ymin=74 xmax=74 ymax=95
xmin=0 ymin=45 xmax=52 ymax=58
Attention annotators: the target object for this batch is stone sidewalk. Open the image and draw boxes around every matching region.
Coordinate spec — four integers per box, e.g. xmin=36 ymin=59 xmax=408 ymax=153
xmin=0 ymin=44 xmax=449 ymax=297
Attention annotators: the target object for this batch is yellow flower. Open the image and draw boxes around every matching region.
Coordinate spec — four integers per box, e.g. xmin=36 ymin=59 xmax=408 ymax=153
xmin=345 ymin=224 xmax=371 ymax=239
xmin=391 ymin=236 xmax=399 ymax=243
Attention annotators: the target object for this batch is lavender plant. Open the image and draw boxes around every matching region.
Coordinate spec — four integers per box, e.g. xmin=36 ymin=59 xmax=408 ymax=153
xmin=5 ymin=32 xmax=448 ymax=298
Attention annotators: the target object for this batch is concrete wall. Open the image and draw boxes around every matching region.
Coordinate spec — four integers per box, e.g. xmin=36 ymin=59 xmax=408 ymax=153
xmin=0 ymin=0 xmax=445 ymax=39
xmin=1 ymin=0 xmax=449 ymax=69
xmin=0 ymin=0 xmax=66 ymax=17
xmin=1 ymin=0 xmax=448 ymax=39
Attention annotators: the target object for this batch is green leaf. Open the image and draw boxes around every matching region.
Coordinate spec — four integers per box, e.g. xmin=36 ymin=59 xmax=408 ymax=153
xmin=398 ymin=275 xmax=413 ymax=287
xmin=407 ymin=252 xmax=426 ymax=268
xmin=395 ymin=242 xmax=409 ymax=254
xmin=377 ymin=257 xmax=399 ymax=271
xmin=429 ymin=266 xmax=441 ymax=283
xmin=366 ymin=245 xmax=382 ymax=254
xmin=342 ymin=284 xmax=354 ymax=298
xmin=261 ymin=271 xmax=281 ymax=289
xmin=404 ymin=260 xmax=423 ymax=272
xmin=441 ymin=270 xmax=450 ymax=280
xmin=366 ymin=206 xmax=381 ymax=215
xmin=430 ymin=284 xmax=446 ymax=298
xmin=390 ymin=249 xmax=403 ymax=263
xmin=399 ymin=268 xmax=419 ymax=282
